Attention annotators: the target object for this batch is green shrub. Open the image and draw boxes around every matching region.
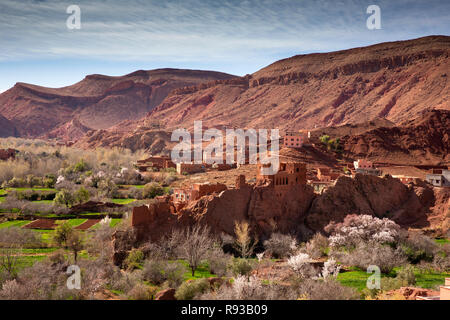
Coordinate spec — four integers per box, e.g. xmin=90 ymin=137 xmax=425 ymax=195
xmin=142 ymin=182 xmax=164 ymax=199
xmin=73 ymin=159 xmax=89 ymax=173
xmin=53 ymin=222 xmax=73 ymax=247
xmin=175 ymin=278 xmax=210 ymax=300
xmin=125 ymin=249 xmax=145 ymax=270
xmin=43 ymin=174 xmax=56 ymax=188
xmin=395 ymin=265 xmax=416 ymax=286
xmin=75 ymin=187 xmax=90 ymax=204
xmin=54 ymin=190 xmax=75 ymax=207
xmin=230 ymin=258 xmax=253 ymax=276
xmin=142 ymin=259 xmax=186 ymax=288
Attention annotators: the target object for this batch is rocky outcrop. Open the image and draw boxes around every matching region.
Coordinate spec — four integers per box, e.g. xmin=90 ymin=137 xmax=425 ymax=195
xmin=132 ymin=183 xmax=316 ymax=242
xmin=132 ymin=173 xmax=448 ymax=242
xmin=155 ymin=288 xmax=176 ymax=300
xmin=341 ymin=109 xmax=450 ymax=165
xmin=306 ymin=174 xmax=433 ymax=231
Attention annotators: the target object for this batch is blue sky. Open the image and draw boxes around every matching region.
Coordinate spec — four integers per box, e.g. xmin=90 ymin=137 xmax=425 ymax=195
xmin=0 ymin=0 xmax=448 ymax=93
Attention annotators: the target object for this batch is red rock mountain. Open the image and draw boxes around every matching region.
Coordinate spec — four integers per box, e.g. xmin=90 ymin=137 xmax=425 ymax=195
xmin=141 ymin=35 xmax=449 ymax=131
xmin=77 ymin=36 xmax=449 ymax=151
xmin=0 ymin=114 xmax=18 ymax=138
xmin=0 ymin=69 xmax=235 ymax=140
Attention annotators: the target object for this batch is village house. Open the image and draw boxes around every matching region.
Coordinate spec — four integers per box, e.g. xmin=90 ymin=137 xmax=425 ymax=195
xmin=392 ymin=175 xmax=420 ymax=185
xmin=136 ymin=155 xmax=175 ymax=172
xmin=316 ymin=167 xmax=341 ymax=181
xmin=425 ymin=169 xmax=450 ymax=187
xmin=257 ymin=161 xmax=307 ymax=186
xmin=176 ymin=162 xmax=206 ymax=175
xmin=283 ymin=130 xmax=310 ymax=149
xmin=0 ymin=148 xmax=17 ymax=161
xmin=172 ymin=182 xmax=227 ymax=205
xmin=353 ymin=159 xmax=382 ymax=176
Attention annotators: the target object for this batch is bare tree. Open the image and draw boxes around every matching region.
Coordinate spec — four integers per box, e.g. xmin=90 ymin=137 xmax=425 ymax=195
xmin=233 ymin=221 xmax=258 ymax=259
xmin=178 ymin=225 xmax=214 ymax=277
xmin=67 ymin=231 xmax=84 ymax=263
xmin=0 ymin=247 xmax=19 ymax=279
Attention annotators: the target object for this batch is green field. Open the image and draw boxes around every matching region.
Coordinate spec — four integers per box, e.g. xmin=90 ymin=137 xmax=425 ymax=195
xmin=31 ymin=200 xmax=54 ymax=204
xmin=55 ymin=219 xmax=87 ymax=228
xmin=111 ymin=198 xmax=136 ymax=204
xmin=6 ymin=187 xmax=56 ymax=192
xmin=110 ymin=219 xmax=121 ymax=227
xmin=0 ymin=220 xmax=31 ymax=229
xmin=435 ymin=238 xmax=450 ymax=245
xmin=337 ymin=267 xmax=450 ymax=291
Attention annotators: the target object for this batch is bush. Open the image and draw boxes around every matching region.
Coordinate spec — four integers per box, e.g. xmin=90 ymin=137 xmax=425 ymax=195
xmin=296 ymin=278 xmax=360 ymax=300
xmin=127 ymin=283 xmax=157 ymax=300
xmin=287 ymin=253 xmax=317 ymax=278
xmin=0 ymin=227 xmax=43 ymax=248
xmin=53 ymin=190 xmax=75 ymax=207
xmin=53 ymin=222 xmax=73 ymax=247
xmin=263 ymin=233 xmax=296 ymax=259
xmin=305 ymin=233 xmax=329 ymax=259
xmin=325 ymin=214 xmax=400 ymax=248
xmin=207 ymin=248 xmax=232 ymax=277
xmin=399 ymin=232 xmax=438 ymax=263
xmin=175 ymin=278 xmax=210 ymax=300
xmin=142 ymin=259 xmax=185 ymax=288
xmin=142 ymin=182 xmax=164 ymax=199
xmin=74 ymin=187 xmax=90 ymax=204
xmin=199 ymin=275 xmax=298 ymax=300
xmin=230 ymin=258 xmax=253 ymax=277
xmin=395 ymin=265 xmax=416 ymax=286
xmin=124 ymin=249 xmax=144 ymax=270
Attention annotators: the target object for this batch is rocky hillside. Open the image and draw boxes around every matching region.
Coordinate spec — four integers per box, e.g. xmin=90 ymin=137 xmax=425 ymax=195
xmin=0 ymin=69 xmax=235 ymax=140
xmin=131 ymin=174 xmax=449 ymax=242
xmin=142 ymin=35 xmax=449 ymax=131
xmin=0 ymin=114 xmax=18 ymax=138
xmin=341 ymin=109 xmax=450 ymax=165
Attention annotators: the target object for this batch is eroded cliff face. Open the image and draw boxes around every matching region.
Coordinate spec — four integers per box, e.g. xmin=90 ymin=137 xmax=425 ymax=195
xmin=132 ymin=174 xmax=449 ymax=242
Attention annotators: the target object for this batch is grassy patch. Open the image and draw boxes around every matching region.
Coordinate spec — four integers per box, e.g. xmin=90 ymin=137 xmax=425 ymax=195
xmin=0 ymin=220 xmax=31 ymax=229
xmin=435 ymin=238 xmax=450 ymax=245
xmin=110 ymin=219 xmax=121 ymax=228
xmin=176 ymin=260 xmax=215 ymax=281
xmin=31 ymin=200 xmax=54 ymax=204
xmin=6 ymin=187 xmax=56 ymax=192
xmin=337 ymin=266 xmax=450 ymax=291
xmin=15 ymin=255 xmax=48 ymax=270
xmin=55 ymin=219 xmax=87 ymax=228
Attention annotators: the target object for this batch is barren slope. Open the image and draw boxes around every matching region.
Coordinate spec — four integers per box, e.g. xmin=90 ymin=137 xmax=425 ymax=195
xmin=0 ymin=69 xmax=235 ymax=139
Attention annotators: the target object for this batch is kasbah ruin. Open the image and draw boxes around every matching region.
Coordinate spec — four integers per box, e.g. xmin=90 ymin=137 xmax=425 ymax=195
xmin=128 ymin=129 xmax=449 ymax=254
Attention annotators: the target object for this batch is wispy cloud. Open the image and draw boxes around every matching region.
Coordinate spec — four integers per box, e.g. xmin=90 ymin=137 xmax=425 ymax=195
xmin=0 ymin=0 xmax=448 ymax=91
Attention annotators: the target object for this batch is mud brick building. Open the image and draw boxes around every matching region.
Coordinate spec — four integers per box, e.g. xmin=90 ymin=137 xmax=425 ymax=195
xmin=136 ymin=156 xmax=175 ymax=172
xmin=176 ymin=162 xmax=206 ymax=175
xmin=172 ymin=182 xmax=227 ymax=204
xmin=316 ymin=167 xmax=341 ymax=181
xmin=0 ymin=148 xmax=17 ymax=161
xmin=257 ymin=161 xmax=307 ymax=188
